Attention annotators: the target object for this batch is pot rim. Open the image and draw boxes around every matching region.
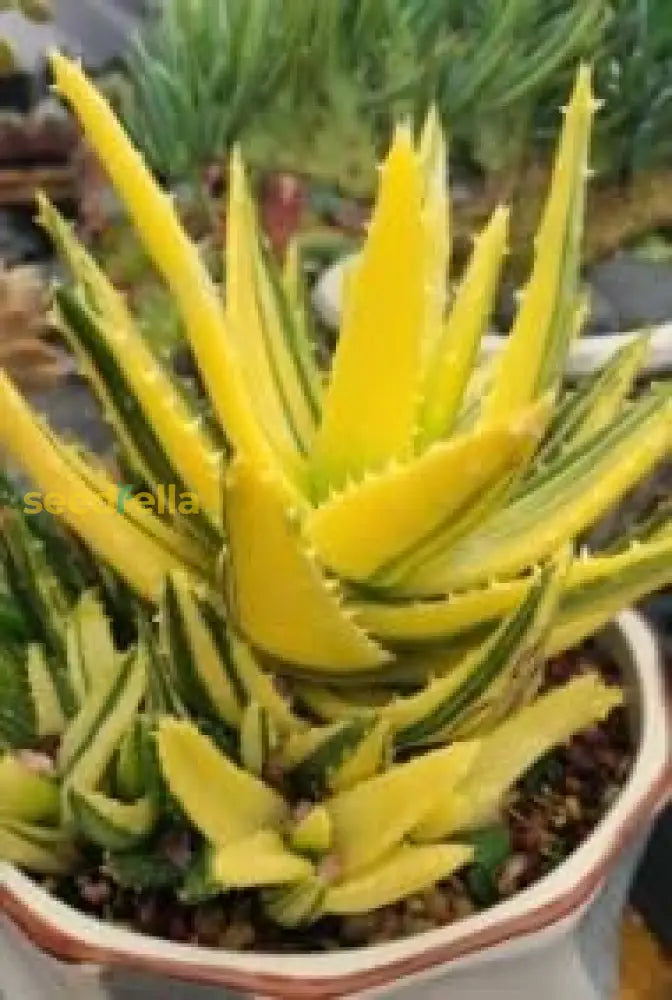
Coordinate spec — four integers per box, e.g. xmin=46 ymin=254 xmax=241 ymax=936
xmin=1 ymin=610 xmax=670 ymax=998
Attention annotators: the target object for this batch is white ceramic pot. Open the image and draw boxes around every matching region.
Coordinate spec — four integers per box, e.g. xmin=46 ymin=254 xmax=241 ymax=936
xmin=312 ymin=258 xmax=672 ymax=377
xmin=1 ymin=612 xmax=669 ymax=1000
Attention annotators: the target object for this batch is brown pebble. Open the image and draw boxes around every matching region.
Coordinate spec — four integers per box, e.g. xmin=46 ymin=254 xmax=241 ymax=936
xmin=422 ymin=888 xmax=452 ymax=924
xmin=168 ymin=913 xmax=191 ymax=942
xmin=372 ymin=908 xmax=402 ymax=943
xmin=565 ymin=796 xmax=582 ymax=821
xmin=498 ymin=854 xmax=529 ymax=897
xmin=452 ymin=894 xmax=476 ymax=919
xmin=193 ymin=905 xmax=227 ymax=946
xmin=77 ymin=878 xmax=111 ymax=909
xmin=219 ymin=921 xmax=255 ymax=950
xmin=406 ymin=896 xmax=426 ymax=917
xmin=403 ymin=915 xmax=435 ymax=936
xmin=340 ymin=914 xmax=376 ymax=945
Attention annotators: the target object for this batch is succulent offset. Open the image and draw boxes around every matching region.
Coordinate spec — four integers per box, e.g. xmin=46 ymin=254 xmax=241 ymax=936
xmin=0 ymin=55 xmax=670 ymax=927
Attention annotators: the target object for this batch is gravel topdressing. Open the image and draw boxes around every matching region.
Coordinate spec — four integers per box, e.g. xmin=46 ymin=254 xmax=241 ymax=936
xmin=43 ymin=644 xmax=632 ymax=953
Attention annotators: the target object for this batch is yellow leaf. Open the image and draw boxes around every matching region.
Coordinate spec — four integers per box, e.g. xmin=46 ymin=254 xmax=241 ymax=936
xmin=211 ymin=830 xmax=313 ymax=888
xmin=38 ymin=195 xmax=223 ymax=528
xmin=225 ymin=151 xmax=313 ymax=475
xmin=484 ymin=66 xmax=595 ymax=420
xmin=305 ymin=401 xmax=546 ymax=582
xmin=409 ymin=397 xmax=671 ymax=592
xmin=156 ymin=719 xmax=286 ymax=845
xmin=0 ymin=372 xmax=183 ymax=600
xmin=418 ymin=105 xmax=450 ymax=368
xmin=312 ymin=126 xmax=425 ymax=494
xmin=49 ymin=52 xmax=298 ymax=501
xmin=327 ymin=740 xmax=480 ymax=876
xmin=414 ymin=674 xmax=622 ymax=839
xmin=420 ymin=206 xmax=509 ymax=443
xmin=324 ymin=842 xmax=473 ymax=915
xmin=224 ymin=459 xmax=387 ymax=672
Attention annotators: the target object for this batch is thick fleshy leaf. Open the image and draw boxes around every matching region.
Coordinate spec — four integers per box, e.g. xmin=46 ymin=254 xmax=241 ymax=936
xmin=45 ymin=428 xmax=206 ymax=574
xmin=522 ymin=332 xmax=651 ymax=494
xmin=312 ymin=126 xmax=425 ymax=495
xmin=39 ymin=195 xmax=223 ymax=531
xmin=0 ymin=372 xmax=183 ymax=600
xmin=211 ymin=830 xmax=313 ymax=889
xmin=224 ymin=459 xmax=387 ymax=672
xmin=419 ymin=206 xmax=509 ymax=444
xmin=323 ymin=842 xmax=473 ymax=915
xmin=382 ymin=560 xmax=564 ymax=747
xmin=50 ymin=53 xmax=299 ymax=501
xmin=53 ymin=286 xmax=222 ymax=544
xmin=484 ymin=66 xmax=595 ymax=420
xmin=282 ymin=238 xmax=318 ymax=394
xmin=354 ymin=530 xmax=672 ymax=645
xmin=226 ymin=151 xmax=317 ymax=471
xmin=418 ymin=105 xmax=449 ymax=369
xmin=327 ymin=741 xmax=479 ymax=877
xmin=400 ymin=394 xmax=671 ymax=593
xmin=305 ymin=403 xmax=545 ymax=582
xmin=155 ymin=718 xmax=286 ymax=845
xmin=548 ymin=532 xmax=672 ymax=653
xmin=414 ymin=674 xmax=622 ymax=840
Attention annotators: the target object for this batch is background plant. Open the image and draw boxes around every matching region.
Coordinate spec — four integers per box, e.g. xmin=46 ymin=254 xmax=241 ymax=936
xmin=403 ymin=0 xmax=609 ymax=181
xmin=592 ymin=0 xmax=672 ymax=181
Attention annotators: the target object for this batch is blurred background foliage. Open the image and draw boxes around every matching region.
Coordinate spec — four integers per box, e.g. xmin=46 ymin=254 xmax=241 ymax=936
xmin=109 ymin=0 xmax=672 ymax=273
xmin=119 ymin=0 xmax=670 ymax=190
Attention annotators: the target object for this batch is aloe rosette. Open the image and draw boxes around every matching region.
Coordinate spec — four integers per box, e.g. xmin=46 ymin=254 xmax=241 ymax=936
xmin=0 ymin=55 xmax=669 ymax=926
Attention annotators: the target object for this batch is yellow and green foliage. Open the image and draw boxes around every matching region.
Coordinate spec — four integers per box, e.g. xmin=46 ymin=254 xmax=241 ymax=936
xmin=0 ymin=55 xmax=668 ymax=925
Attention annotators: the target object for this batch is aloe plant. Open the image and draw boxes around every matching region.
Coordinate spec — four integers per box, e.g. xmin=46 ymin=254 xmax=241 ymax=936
xmin=0 ymin=56 xmax=669 ymax=928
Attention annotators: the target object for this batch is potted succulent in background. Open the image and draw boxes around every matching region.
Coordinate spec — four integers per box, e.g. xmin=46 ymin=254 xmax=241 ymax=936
xmin=0 ymin=54 xmax=671 ymax=1000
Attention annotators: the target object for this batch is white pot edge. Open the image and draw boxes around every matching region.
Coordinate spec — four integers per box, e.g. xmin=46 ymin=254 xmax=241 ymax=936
xmin=312 ymin=257 xmax=672 ymax=377
xmin=1 ymin=611 xmax=669 ymax=989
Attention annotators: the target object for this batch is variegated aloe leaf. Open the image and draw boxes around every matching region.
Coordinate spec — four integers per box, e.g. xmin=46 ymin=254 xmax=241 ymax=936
xmin=42 ymin=427 xmax=207 ymax=575
xmin=0 ymin=509 xmax=68 ymax=663
xmin=484 ymin=65 xmax=595 ymax=420
xmin=224 ymin=459 xmax=388 ymax=672
xmin=367 ymin=403 xmax=550 ymax=593
xmin=399 ymin=392 xmax=671 ymax=594
xmin=225 ymin=150 xmax=319 ymax=476
xmin=38 ymin=196 xmax=223 ymax=534
xmin=282 ymin=238 xmax=316 ymax=377
xmin=53 ymin=287 xmax=221 ymax=548
xmin=417 ymin=105 xmax=449 ymax=371
xmin=419 ymin=205 xmax=509 ymax=445
xmin=521 ymin=332 xmax=651 ymax=494
xmin=304 ymin=401 xmax=545 ymax=583
xmin=413 ymin=673 xmax=622 ymax=841
xmin=312 ymin=125 xmax=425 ymax=496
xmin=381 ymin=559 xmax=564 ymax=749
xmin=355 ymin=495 xmax=672 ymax=652
xmin=548 ymin=530 xmax=672 ymax=653
xmin=0 ymin=372 xmax=185 ymax=600
xmin=50 ymin=53 xmax=301 ymax=505
xmin=65 ymin=590 xmax=117 ymax=705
